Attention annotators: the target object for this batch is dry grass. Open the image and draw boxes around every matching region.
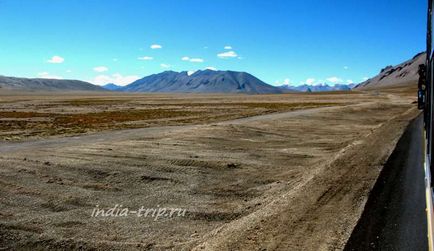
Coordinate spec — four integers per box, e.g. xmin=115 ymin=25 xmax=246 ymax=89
xmin=60 ymin=99 xmax=130 ymax=106
xmin=0 ymin=111 xmax=49 ymax=118
xmin=53 ymin=109 xmax=202 ymax=126
xmin=0 ymin=109 xmax=204 ymax=140
xmin=231 ymin=102 xmax=340 ymax=110
xmin=0 ymin=97 xmax=343 ymax=141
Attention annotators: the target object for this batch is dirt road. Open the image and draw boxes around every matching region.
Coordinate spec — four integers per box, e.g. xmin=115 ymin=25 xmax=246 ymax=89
xmin=0 ymin=105 xmax=340 ymax=153
xmin=0 ymin=103 xmax=368 ymax=154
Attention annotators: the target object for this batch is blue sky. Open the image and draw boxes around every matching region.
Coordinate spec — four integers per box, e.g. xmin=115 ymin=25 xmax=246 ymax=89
xmin=0 ymin=0 xmax=426 ymax=86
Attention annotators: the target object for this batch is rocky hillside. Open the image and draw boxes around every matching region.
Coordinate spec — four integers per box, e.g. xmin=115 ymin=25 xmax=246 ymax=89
xmin=355 ymin=52 xmax=425 ymax=90
xmin=0 ymin=75 xmax=104 ymax=92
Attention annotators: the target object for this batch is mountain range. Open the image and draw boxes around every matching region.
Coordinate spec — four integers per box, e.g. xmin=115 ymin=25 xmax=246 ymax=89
xmin=0 ymin=75 xmax=104 ymax=92
xmin=278 ymin=83 xmax=356 ymax=92
xmin=0 ymin=52 xmax=424 ymax=93
xmin=121 ymin=70 xmax=283 ymax=94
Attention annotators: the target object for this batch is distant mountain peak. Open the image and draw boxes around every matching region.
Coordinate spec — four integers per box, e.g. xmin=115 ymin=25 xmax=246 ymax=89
xmin=102 ymin=83 xmax=122 ymax=91
xmin=278 ymin=83 xmax=354 ymax=92
xmin=121 ymin=70 xmax=282 ymax=94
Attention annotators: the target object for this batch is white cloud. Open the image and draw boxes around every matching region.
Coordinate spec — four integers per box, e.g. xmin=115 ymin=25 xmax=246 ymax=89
xmin=160 ymin=63 xmax=170 ymax=68
xmin=362 ymin=77 xmax=369 ymax=81
xmin=343 ymin=66 xmax=349 ymax=70
xmin=187 ymin=67 xmax=217 ymax=76
xmin=138 ymin=56 xmax=154 ymax=61
xmin=182 ymin=56 xmax=204 ymax=63
xmin=93 ymin=66 xmax=109 ymax=72
xmin=217 ymin=51 xmax=238 ymax=59
xmin=326 ymin=76 xmax=343 ymax=83
xmin=66 ymin=69 xmax=72 ymax=73
xmin=89 ymin=73 xmax=140 ymax=86
xmin=276 ymin=78 xmax=292 ymax=86
xmin=187 ymin=70 xmax=197 ymax=76
xmin=306 ymin=78 xmax=316 ymax=85
xmin=346 ymin=79 xmax=354 ymax=84
xmin=47 ymin=55 xmax=64 ymax=64
xmin=224 ymin=45 xmax=232 ymax=50
xmin=189 ymin=58 xmax=204 ymax=63
xmin=37 ymin=72 xmax=63 ymax=79
xmin=150 ymin=44 xmax=162 ymax=49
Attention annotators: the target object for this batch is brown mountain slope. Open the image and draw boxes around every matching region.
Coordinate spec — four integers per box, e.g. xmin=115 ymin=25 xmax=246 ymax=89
xmin=0 ymin=75 xmax=105 ymax=92
xmin=355 ymin=52 xmax=425 ymax=90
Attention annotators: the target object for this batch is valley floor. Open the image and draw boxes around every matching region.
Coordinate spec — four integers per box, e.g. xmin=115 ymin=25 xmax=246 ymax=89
xmin=0 ymin=89 xmax=419 ymax=250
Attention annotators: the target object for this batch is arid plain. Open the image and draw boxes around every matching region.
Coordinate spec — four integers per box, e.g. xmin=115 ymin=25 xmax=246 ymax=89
xmin=0 ymin=88 xmax=419 ymax=250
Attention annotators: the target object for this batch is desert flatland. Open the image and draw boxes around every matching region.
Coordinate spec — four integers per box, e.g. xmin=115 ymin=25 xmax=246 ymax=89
xmin=0 ymin=88 xmax=419 ymax=250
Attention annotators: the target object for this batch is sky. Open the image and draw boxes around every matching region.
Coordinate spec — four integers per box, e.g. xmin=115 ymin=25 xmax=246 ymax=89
xmin=0 ymin=0 xmax=427 ymax=86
